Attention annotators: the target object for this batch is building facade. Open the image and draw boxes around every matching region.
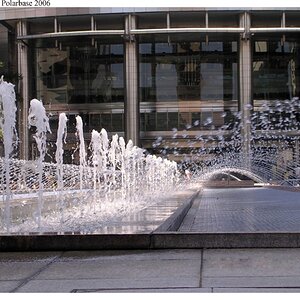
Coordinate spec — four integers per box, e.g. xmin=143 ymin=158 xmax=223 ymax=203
xmin=0 ymin=7 xmax=300 ymax=163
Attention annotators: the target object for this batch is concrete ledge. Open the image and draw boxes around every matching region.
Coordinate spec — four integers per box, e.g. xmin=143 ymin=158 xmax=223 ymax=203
xmin=3 ymin=232 xmax=300 ymax=251
xmin=0 ymin=234 xmax=150 ymax=251
xmin=151 ymin=232 xmax=300 ymax=249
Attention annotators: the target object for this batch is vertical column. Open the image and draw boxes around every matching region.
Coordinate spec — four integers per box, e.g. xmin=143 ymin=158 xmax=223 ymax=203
xmin=17 ymin=20 xmax=29 ymax=160
xmin=239 ymin=12 xmax=252 ymax=164
xmin=124 ymin=14 xmax=139 ymax=146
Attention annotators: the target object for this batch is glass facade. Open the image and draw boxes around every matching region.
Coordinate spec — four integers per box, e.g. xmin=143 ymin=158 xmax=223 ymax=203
xmin=0 ymin=27 xmax=8 ymax=74
xmin=139 ymin=38 xmax=238 ymax=102
xmin=139 ymin=35 xmax=239 ymax=134
xmin=140 ymin=110 xmax=236 ymax=132
xmin=30 ymin=37 xmax=125 ymax=151
xmin=253 ymin=38 xmax=300 ymax=100
xmin=33 ymin=38 xmax=124 ymax=105
xmin=5 ymin=9 xmax=300 ymax=161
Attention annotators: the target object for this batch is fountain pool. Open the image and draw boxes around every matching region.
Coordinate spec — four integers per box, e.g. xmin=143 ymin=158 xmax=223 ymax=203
xmin=0 ymin=77 xmax=180 ymax=234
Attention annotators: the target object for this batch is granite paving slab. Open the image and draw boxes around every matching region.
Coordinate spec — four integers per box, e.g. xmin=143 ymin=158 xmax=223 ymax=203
xmin=179 ymin=187 xmax=300 ymax=232
xmin=202 ymin=248 xmax=300 ymax=288
xmin=13 ymin=249 xmax=202 ymax=292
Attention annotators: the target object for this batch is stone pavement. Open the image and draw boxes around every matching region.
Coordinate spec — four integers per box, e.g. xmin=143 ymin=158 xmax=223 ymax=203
xmin=3 ymin=186 xmax=300 ymax=292
xmin=179 ymin=187 xmax=300 ymax=232
xmin=2 ymin=248 xmax=300 ymax=292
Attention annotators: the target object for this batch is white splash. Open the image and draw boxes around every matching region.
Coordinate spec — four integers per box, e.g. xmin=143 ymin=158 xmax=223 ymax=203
xmin=28 ymin=98 xmax=51 ymax=229
xmin=75 ymin=116 xmax=87 ymax=192
xmin=0 ymin=76 xmax=17 ymax=232
xmin=55 ymin=113 xmax=68 ymax=226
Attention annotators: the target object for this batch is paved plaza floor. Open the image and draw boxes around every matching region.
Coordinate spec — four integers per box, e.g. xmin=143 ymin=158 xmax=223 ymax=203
xmin=2 ymin=248 xmax=300 ymax=292
xmin=179 ymin=187 xmax=300 ymax=232
xmin=2 ymin=186 xmax=300 ymax=292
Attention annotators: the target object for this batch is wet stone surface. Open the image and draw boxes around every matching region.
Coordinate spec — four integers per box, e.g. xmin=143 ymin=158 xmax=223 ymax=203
xmin=179 ymin=187 xmax=300 ymax=232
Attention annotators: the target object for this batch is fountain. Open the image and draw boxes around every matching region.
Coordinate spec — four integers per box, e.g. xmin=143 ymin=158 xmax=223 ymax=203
xmin=173 ymin=97 xmax=300 ymax=186
xmin=0 ymin=78 xmax=180 ymax=234
xmin=55 ymin=112 xmax=68 ymax=227
xmin=1 ymin=73 xmax=300 ymax=234
xmin=28 ymin=98 xmax=52 ymax=229
xmin=0 ymin=75 xmax=17 ymax=232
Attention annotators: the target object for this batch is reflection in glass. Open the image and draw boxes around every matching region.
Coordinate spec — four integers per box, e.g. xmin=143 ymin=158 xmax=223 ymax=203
xmin=253 ymin=39 xmax=300 ymax=100
xmin=139 ymin=39 xmax=238 ymax=102
xmin=33 ymin=38 xmax=124 ymax=105
xmin=140 ymin=111 xmax=230 ymax=132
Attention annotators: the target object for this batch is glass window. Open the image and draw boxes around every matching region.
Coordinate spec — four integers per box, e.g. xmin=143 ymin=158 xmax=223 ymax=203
xmin=35 ymin=48 xmax=69 ymax=104
xmin=251 ymin=12 xmax=281 ymax=28
xmin=59 ymin=16 xmax=91 ymax=32
xmin=156 ymin=63 xmax=178 ymax=101
xmin=255 ymin=41 xmax=267 ymax=53
xmin=139 ymin=37 xmax=238 ymax=102
xmin=145 ymin=112 xmax=156 ymax=131
xmin=49 ymin=115 xmax=59 ymax=131
xmin=201 ymin=112 xmax=213 ymax=129
xmin=140 ymin=113 xmax=145 ymax=131
xmin=192 ymin=112 xmax=201 ymax=129
xmin=67 ymin=114 xmax=77 ymax=133
xmin=94 ymin=14 xmax=124 ymax=30
xmin=157 ymin=113 xmax=168 ymax=130
xmin=232 ymin=42 xmax=238 ymax=52
xmin=137 ymin=13 xmax=166 ymax=29
xmin=33 ymin=38 xmax=124 ymax=105
xmin=111 ymin=113 xmax=124 ymax=131
xmin=208 ymin=12 xmax=239 ymax=28
xmin=155 ymin=43 xmax=173 ymax=54
xmin=168 ymin=112 xmax=179 ymax=130
xmin=170 ymin=12 xmax=206 ymax=28
xmin=179 ymin=112 xmax=191 ymax=130
xmin=200 ymin=63 xmax=223 ymax=100
xmin=100 ymin=114 xmax=112 ymax=132
xmin=139 ymin=43 xmax=152 ymax=54
xmin=213 ymin=112 xmax=225 ymax=128
xmin=139 ymin=63 xmax=152 ymax=88
xmin=286 ymin=12 xmax=300 ymax=27
xmin=28 ymin=18 xmax=54 ymax=34
xmin=253 ymin=39 xmax=300 ymax=100
xmin=224 ymin=110 xmax=236 ymax=129
xmin=90 ymin=114 xmax=101 ymax=128
xmin=201 ymin=42 xmax=223 ymax=52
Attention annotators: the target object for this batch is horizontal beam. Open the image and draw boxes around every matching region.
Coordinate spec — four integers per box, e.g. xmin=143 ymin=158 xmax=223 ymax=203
xmin=250 ymin=27 xmax=300 ymax=33
xmin=17 ymin=26 xmax=300 ymax=40
xmin=131 ymin=27 xmax=245 ymax=34
xmin=17 ymin=29 xmax=125 ymax=40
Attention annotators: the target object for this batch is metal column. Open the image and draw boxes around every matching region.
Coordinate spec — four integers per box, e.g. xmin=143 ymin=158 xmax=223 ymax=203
xmin=124 ymin=15 xmax=139 ymax=146
xmin=239 ymin=12 xmax=252 ymax=164
xmin=17 ymin=20 xmax=29 ymax=160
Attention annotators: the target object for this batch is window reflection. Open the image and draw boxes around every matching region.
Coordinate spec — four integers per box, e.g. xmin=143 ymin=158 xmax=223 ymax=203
xmin=139 ymin=40 xmax=238 ymax=102
xmin=33 ymin=39 xmax=124 ymax=104
xmin=61 ymin=113 xmax=124 ymax=134
xmin=253 ymin=39 xmax=300 ymax=100
xmin=140 ymin=111 xmax=229 ymax=132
